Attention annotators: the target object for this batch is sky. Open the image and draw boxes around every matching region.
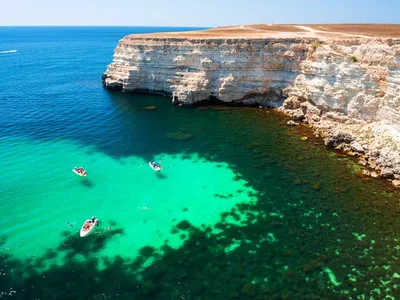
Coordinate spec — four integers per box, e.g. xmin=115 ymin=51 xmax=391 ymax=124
xmin=0 ymin=0 xmax=399 ymax=27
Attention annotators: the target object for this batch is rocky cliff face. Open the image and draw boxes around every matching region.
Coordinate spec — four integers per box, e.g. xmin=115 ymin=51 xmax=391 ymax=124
xmin=103 ymin=34 xmax=400 ymax=181
xmin=282 ymin=38 xmax=400 ymax=182
xmin=103 ymin=37 xmax=312 ymax=106
xmin=284 ymin=38 xmax=400 ymax=122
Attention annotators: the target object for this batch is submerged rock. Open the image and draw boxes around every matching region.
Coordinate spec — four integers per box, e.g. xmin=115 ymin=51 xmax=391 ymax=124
xmin=144 ymin=105 xmax=157 ymax=110
xmin=263 ymin=171 xmax=273 ymax=178
xmin=166 ymin=131 xmax=194 ymax=141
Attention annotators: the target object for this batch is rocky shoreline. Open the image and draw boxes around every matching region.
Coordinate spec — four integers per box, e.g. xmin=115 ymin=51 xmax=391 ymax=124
xmin=102 ymin=25 xmax=400 ymax=184
xmin=280 ymin=104 xmax=400 ymax=186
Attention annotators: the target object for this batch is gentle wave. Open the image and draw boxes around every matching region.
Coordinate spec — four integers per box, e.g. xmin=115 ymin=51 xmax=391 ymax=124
xmin=0 ymin=50 xmax=17 ymax=54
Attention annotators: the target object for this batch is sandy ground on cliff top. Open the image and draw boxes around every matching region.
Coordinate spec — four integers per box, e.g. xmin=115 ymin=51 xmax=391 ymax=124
xmin=129 ymin=24 xmax=400 ymax=40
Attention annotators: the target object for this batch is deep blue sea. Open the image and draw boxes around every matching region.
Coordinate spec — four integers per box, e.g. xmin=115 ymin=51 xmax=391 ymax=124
xmin=1 ymin=26 xmax=400 ymax=300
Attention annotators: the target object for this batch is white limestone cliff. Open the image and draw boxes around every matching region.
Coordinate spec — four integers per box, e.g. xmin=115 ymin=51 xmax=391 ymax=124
xmin=103 ymin=37 xmax=310 ymax=106
xmin=103 ymin=33 xmax=400 ymax=180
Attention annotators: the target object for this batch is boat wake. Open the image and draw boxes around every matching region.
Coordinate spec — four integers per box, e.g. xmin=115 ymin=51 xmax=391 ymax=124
xmin=0 ymin=50 xmax=17 ymax=54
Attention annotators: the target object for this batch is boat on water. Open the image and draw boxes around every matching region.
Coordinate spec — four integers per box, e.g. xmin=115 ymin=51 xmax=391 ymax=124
xmin=149 ymin=161 xmax=162 ymax=172
xmin=80 ymin=218 xmax=98 ymax=237
xmin=0 ymin=50 xmax=17 ymax=54
xmin=72 ymin=166 xmax=87 ymax=177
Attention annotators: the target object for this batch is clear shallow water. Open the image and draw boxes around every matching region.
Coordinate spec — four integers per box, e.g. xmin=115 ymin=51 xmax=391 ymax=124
xmin=1 ymin=27 xmax=400 ymax=299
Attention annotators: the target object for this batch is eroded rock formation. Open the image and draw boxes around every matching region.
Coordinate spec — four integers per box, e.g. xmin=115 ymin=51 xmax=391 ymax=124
xmin=103 ymin=37 xmax=312 ymax=107
xmin=103 ymin=25 xmax=400 ymax=180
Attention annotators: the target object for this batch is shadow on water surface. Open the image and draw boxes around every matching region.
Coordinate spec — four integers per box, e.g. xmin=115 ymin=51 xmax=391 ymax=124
xmin=79 ymin=178 xmax=95 ymax=188
xmin=2 ymin=91 xmax=400 ymax=299
xmin=155 ymin=172 xmax=167 ymax=180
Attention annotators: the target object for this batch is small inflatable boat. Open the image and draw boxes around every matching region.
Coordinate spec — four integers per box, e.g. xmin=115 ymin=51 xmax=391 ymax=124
xmin=79 ymin=219 xmax=97 ymax=237
xmin=72 ymin=167 xmax=87 ymax=177
xmin=149 ymin=161 xmax=162 ymax=172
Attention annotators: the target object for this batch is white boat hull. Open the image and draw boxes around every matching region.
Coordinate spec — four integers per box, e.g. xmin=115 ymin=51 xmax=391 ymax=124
xmin=149 ymin=162 xmax=162 ymax=172
xmin=80 ymin=220 xmax=96 ymax=237
xmin=72 ymin=168 xmax=87 ymax=177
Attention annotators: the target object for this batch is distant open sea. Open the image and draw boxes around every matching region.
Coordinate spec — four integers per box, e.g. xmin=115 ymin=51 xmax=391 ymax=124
xmin=1 ymin=26 xmax=400 ymax=299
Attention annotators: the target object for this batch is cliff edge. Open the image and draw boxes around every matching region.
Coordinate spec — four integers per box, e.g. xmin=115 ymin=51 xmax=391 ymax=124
xmin=102 ymin=24 xmax=400 ymax=182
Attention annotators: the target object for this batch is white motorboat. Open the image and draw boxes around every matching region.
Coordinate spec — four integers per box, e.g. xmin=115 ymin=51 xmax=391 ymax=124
xmin=149 ymin=161 xmax=162 ymax=172
xmin=79 ymin=219 xmax=97 ymax=237
xmin=72 ymin=167 xmax=87 ymax=177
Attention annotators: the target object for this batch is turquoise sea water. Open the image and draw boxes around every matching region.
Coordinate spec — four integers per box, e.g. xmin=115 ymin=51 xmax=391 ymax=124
xmin=2 ymin=27 xmax=400 ymax=299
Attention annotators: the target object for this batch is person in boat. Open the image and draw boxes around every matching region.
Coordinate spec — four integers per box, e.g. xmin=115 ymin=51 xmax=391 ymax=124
xmin=152 ymin=162 xmax=162 ymax=171
xmin=74 ymin=166 xmax=84 ymax=174
xmin=83 ymin=220 xmax=91 ymax=230
xmin=91 ymin=216 xmax=95 ymax=223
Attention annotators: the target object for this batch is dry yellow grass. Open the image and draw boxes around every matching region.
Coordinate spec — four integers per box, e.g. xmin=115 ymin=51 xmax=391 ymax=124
xmin=126 ymin=24 xmax=400 ymax=40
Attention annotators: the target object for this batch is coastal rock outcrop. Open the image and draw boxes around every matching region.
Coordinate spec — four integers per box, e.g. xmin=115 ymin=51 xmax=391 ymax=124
xmin=103 ymin=37 xmax=311 ymax=107
xmin=103 ymin=26 xmax=400 ymax=178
